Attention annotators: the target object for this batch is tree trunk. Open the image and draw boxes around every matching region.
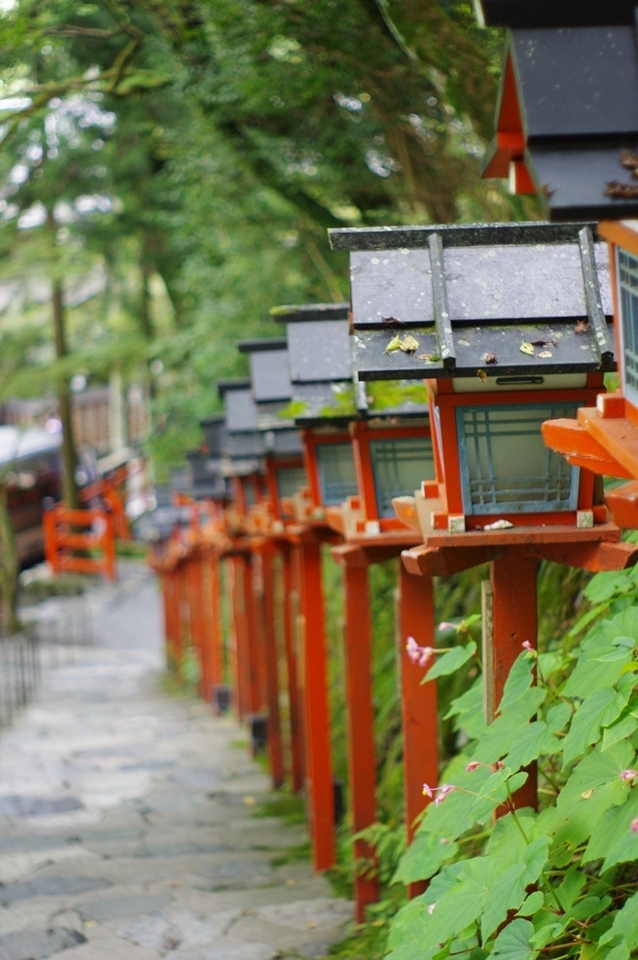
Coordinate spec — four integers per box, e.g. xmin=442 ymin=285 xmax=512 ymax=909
xmin=51 ymin=275 xmax=80 ymax=510
xmin=0 ymin=480 xmax=20 ymax=633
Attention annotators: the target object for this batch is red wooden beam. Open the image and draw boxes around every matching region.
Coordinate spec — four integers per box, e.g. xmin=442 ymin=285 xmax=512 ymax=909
xmin=399 ymin=564 xmax=438 ymax=899
xmin=297 ymin=538 xmax=336 ymax=871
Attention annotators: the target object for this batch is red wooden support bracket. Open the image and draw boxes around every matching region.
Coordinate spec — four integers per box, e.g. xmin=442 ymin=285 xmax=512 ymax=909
xmin=398 ymin=563 xmax=438 ymax=899
xmin=297 ymin=539 xmax=336 ymax=871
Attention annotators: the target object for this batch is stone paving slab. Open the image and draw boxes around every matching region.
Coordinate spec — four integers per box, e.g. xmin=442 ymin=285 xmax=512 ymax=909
xmin=0 ymin=562 xmax=352 ymax=958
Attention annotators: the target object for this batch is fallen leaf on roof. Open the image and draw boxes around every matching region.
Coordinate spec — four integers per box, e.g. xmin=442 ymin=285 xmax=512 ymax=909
xmin=530 ymin=339 xmax=548 ymax=347
xmin=483 ymin=353 xmax=497 ymax=364
xmin=418 ymin=353 xmax=440 ymax=363
xmin=520 ymin=341 xmax=535 ymax=356
xmin=620 ymin=149 xmax=638 ymax=174
xmin=537 ymin=350 xmax=553 ymax=359
xmin=477 ymin=369 xmax=488 ymax=382
xmin=574 ymin=321 xmax=588 ymax=335
xmin=381 ymin=315 xmax=405 ymax=326
xmin=552 ymin=337 xmax=559 ymax=347
xmin=605 ymin=181 xmax=638 ymax=199
xmin=385 ymin=335 xmax=401 ymax=353
xmin=484 ymin=519 xmax=514 ymax=531
xmin=399 ymin=334 xmax=420 ymax=353
xmin=458 ymin=338 xmax=471 ymax=347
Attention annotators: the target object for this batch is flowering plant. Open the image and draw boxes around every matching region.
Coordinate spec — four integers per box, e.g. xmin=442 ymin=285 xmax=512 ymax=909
xmin=389 ymin=568 xmax=638 ymax=960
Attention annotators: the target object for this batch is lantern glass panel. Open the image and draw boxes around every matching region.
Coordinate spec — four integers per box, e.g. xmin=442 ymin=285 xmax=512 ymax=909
xmin=276 ymin=466 xmax=307 ymax=500
xmin=618 ymin=248 xmax=638 ymax=406
xmin=370 ymin=437 xmax=435 ymax=518
xmin=315 ymin=442 xmax=358 ymax=505
xmin=244 ymin=481 xmax=256 ymax=507
xmin=456 ymin=403 xmax=580 ymax=514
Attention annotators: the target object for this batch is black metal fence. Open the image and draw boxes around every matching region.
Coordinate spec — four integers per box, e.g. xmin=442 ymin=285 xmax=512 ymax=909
xmin=0 ymin=627 xmax=40 ymax=728
xmin=0 ymin=597 xmax=94 ymax=730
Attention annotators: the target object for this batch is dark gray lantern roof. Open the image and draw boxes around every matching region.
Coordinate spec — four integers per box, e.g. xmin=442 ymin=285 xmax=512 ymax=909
xmin=477 ymin=1 xmax=637 ymax=27
xmin=482 ymin=26 xmax=638 ymax=221
xmin=329 ymin=220 xmax=614 ymax=381
xmin=271 ymin=303 xmax=355 ymax=426
xmin=237 ymin=338 xmax=292 ymax=403
xmin=271 ymin=303 xmax=349 ymax=323
xmin=216 ymin=379 xmax=267 ymax=465
xmin=199 ymin=415 xmax=226 ymax=458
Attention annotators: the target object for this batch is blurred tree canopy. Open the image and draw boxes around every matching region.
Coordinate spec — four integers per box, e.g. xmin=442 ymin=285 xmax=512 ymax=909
xmin=0 ymin=0 xmax=536 ymax=478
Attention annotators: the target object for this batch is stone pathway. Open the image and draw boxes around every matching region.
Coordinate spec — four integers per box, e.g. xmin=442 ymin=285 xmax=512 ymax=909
xmin=0 ymin=562 xmax=352 ymax=960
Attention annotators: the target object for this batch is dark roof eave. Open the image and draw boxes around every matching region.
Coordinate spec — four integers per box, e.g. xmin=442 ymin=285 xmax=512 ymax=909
xmin=329 ymin=221 xmax=596 ymax=251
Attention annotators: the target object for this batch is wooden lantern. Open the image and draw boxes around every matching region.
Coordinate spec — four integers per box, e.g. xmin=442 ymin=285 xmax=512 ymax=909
xmin=330 ymin=219 xmax=638 ymax=819
xmin=477 ymin=6 xmax=638 ymax=220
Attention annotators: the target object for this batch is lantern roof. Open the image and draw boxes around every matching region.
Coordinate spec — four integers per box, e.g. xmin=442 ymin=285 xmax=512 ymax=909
xmin=184 ymin=450 xmax=229 ymax=500
xmin=237 ymin=337 xmax=292 ymax=403
xmin=271 ymin=302 xmax=349 ymax=322
xmin=329 ymin=220 xmax=614 ymax=380
xmin=479 ymin=24 xmax=638 ymax=220
xmin=273 ymin=301 xmax=430 ymax=422
xmin=235 ymin=339 xmax=302 ymax=454
xmin=216 ymin=379 xmax=266 ymax=468
xmin=477 ymin=1 xmax=637 ymax=27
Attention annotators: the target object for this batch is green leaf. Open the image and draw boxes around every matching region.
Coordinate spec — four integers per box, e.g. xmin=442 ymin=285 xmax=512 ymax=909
xmin=585 ymin=570 xmax=634 ymax=604
xmin=505 ymin=721 xmax=547 ymax=772
xmin=424 ymin=642 xmax=476 ymax=682
xmin=393 ymin=829 xmax=459 ymax=884
xmin=602 ymin=714 xmax=638 ymax=751
xmin=562 ymin=688 xmax=624 ymax=768
xmin=481 ymin=839 xmax=548 ymax=941
xmin=517 ymin=892 xmax=544 ymax=917
xmin=600 ymin=890 xmax=638 ymax=949
xmin=492 ymin=920 xmax=538 ymax=960
xmin=499 ymin=654 xmax=534 ymax=711
xmin=445 ymin=679 xmax=487 ymax=741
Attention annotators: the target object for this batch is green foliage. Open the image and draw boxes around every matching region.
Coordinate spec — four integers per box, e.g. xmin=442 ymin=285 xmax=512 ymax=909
xmin=366 ymin=381 xmax=429 ymax=414
xmin=388 ymin=573 xmax=638 ymax=960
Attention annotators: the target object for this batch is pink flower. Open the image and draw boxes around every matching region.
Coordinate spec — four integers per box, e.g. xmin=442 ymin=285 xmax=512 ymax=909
xmin=434 ymin=784 xmax=457 ymax=806
xmin=422 ymin=783 xmax=433 ymax=798
xmin=621 ymin=769 xmax=638 ymax=782
xmin=631 ymin=818 xmax=638 ymax=834
xmin=522 ymin=640 xmax=533 ymax=651
xmin=466 ymin=761 xmax=481 ymax=772
xmin=438 ymin=622 xmax=456 ymax=632
xmin=495 ymin=760 xmax=505 ymax=770
xmin=427 ymin=903 xmax=436 ymax=915
xmin=406 ymin=637 xmax=433 ymax=667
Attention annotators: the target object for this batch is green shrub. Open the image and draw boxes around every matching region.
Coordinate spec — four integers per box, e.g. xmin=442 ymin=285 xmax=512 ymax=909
xmin=388 ymin=562 xmax=638 ymax=960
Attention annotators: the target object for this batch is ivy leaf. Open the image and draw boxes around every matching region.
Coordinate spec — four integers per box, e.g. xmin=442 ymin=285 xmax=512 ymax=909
xmin=492 ymin=919 xmax=538 ymax=960
xmin=423 ymin=642 xmax=476 ymax=682
xmin=562 ymin=688 xmax=624 ymax=769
